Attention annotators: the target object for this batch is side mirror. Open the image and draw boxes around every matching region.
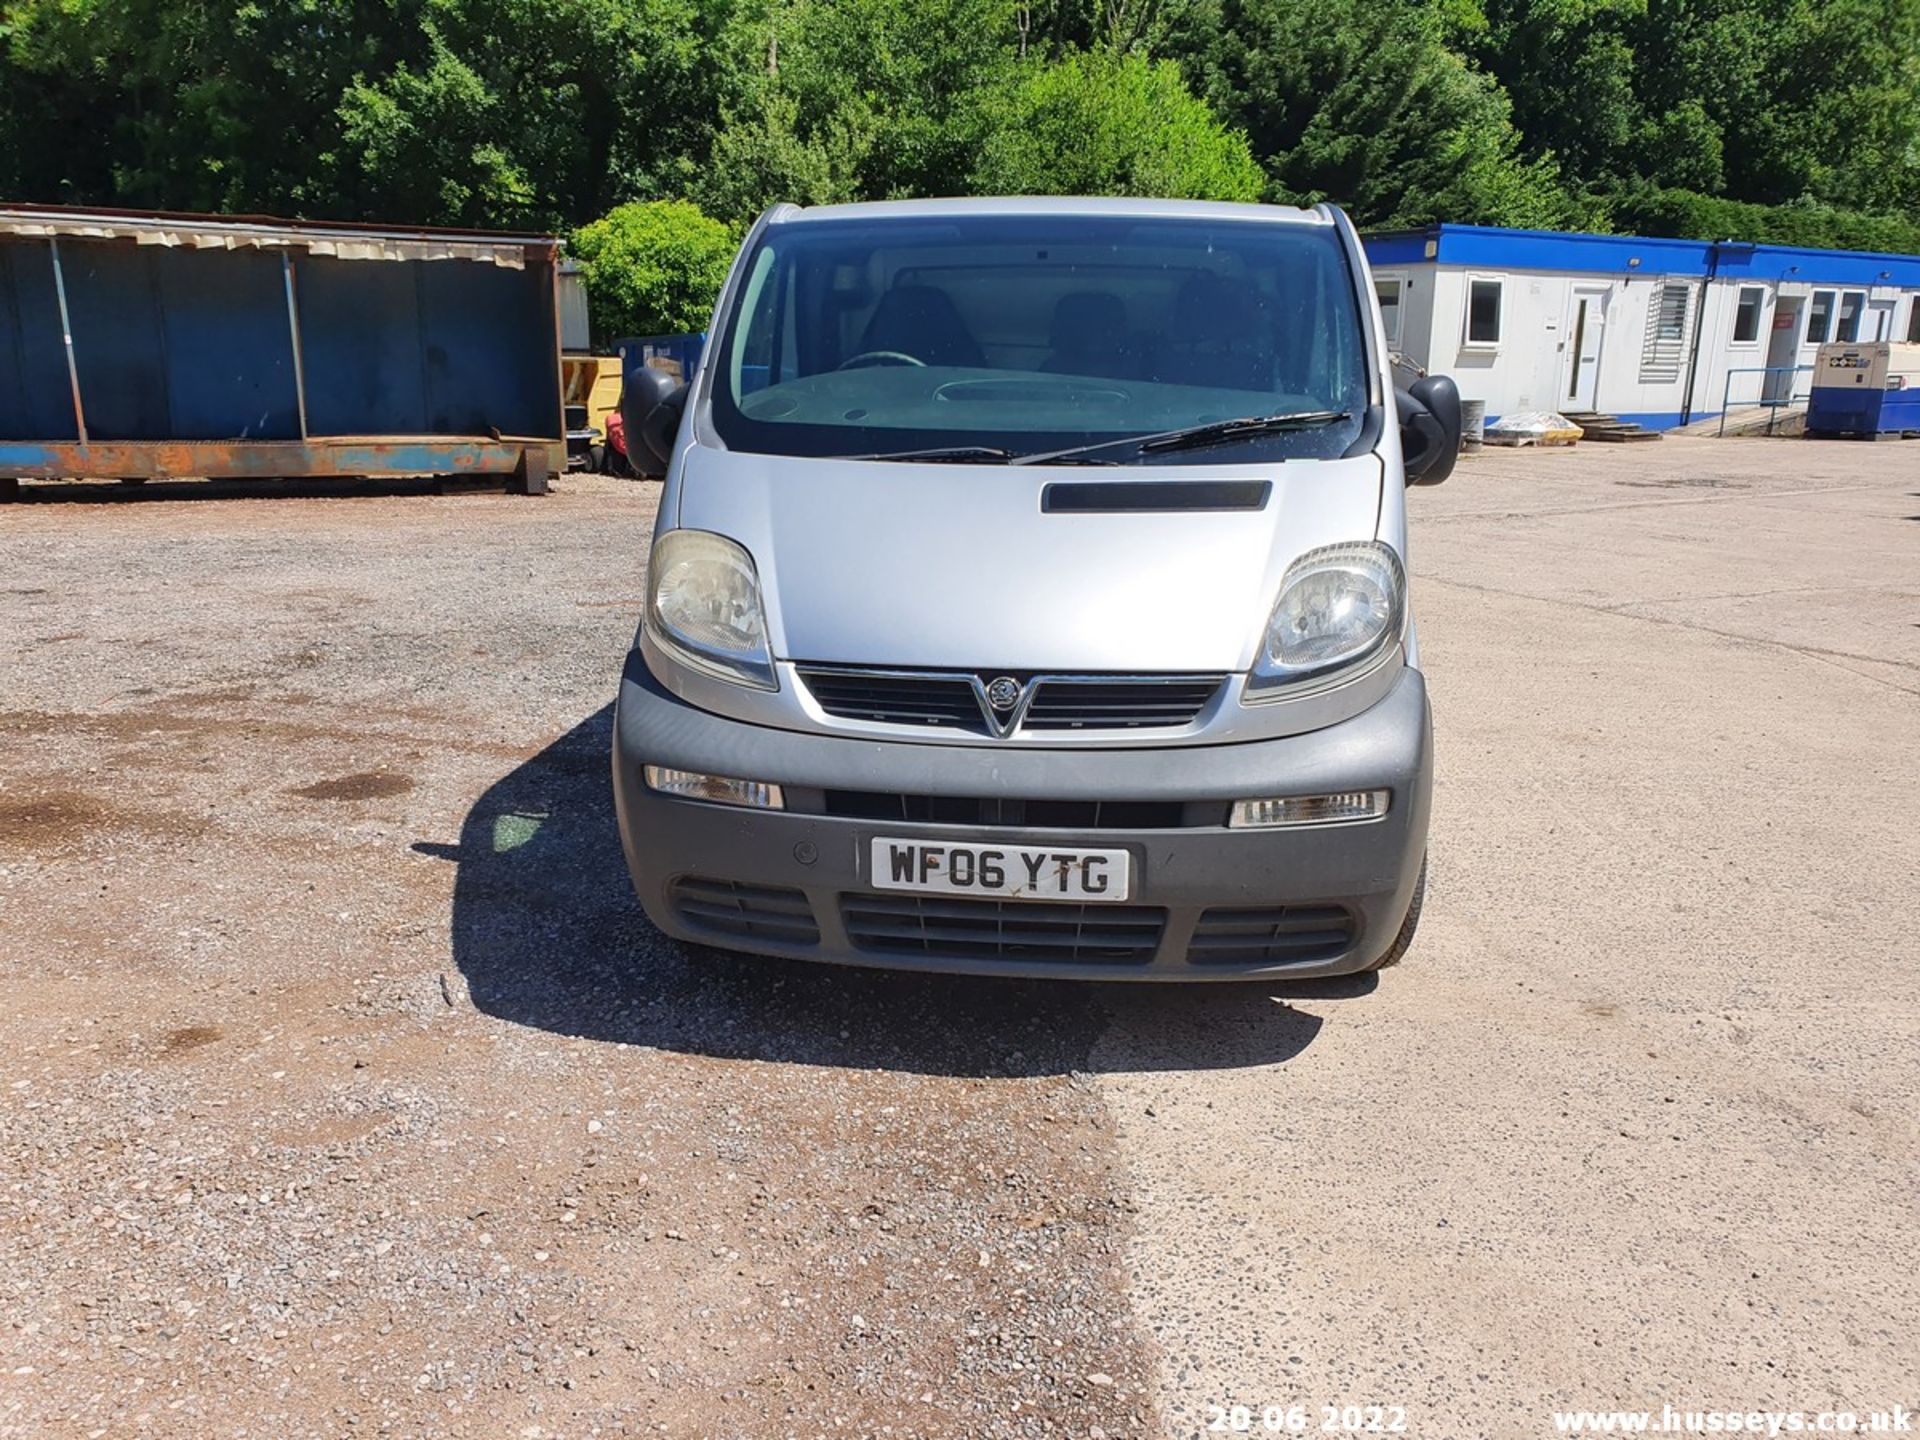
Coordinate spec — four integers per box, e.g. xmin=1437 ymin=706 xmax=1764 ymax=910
xmin=619 ymin=366 xmax=690 ymax=479
xmin=1397 ymin=374 xmax=1461 ymax=486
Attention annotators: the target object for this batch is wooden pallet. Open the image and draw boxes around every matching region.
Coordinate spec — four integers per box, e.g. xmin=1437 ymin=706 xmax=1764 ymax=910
xmin=1562 ymin=410 xmax=1663 ymax=442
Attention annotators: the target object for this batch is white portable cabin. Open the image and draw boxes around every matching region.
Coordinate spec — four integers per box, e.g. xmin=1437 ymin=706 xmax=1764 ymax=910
xmin=1360 ymin=225 xmax=1920 ymax=430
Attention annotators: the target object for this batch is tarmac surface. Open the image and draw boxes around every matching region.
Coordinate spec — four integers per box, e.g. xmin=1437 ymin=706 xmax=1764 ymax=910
xmin=1 ymin=439 xmax=1915 ymax=1438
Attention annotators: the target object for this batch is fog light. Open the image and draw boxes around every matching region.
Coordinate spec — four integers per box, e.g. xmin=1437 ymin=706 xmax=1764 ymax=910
xmin=1229 ymin=790 xmax=1388 ymax=829
xmin=643 ymin=766 xmax=784 ymax=810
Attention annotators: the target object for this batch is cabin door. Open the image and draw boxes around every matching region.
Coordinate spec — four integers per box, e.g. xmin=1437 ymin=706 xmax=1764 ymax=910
xmin=1763 ymin=297 xmax=1804 ymax=404
xmin=1561 ymin=285 xmax=1608 ymax=411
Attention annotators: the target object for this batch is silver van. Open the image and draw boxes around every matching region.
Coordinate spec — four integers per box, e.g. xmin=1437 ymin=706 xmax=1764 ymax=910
xmin=613 ymin=197 xmax=1457 ymax=980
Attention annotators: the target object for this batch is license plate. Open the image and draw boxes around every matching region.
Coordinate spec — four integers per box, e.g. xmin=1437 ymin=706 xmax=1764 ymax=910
xmin=868 ymin=837 xmax=1132 ymax=902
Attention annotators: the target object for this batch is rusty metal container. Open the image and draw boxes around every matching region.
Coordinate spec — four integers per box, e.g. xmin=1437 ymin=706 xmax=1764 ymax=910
xmin=0 ymin=205 xmax=564 ymax=492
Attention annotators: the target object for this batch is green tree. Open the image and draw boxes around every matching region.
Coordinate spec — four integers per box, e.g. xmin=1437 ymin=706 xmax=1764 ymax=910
xmin=695 ymin=91 xmax=876 ymax=226
xmin=971 ymin=51 xmax=1264 ymax=200
xmin=1465 ymin=0 xmax=1920 ymax=221
xmin=1625 ymin=0 xmax=1920 ymax=215
xmin=1466 ymin=0 xmax=1651 ymax=190
xmin=1636 ymin=100 xmax=1724 ymax=195
xmin=694 ymin=0 xmax=1020 ymax=222
xmin=328 ymin=0 xmax=735 ymax=228
xmin=1169 ymin=0 xmax=1587 ymax=228
xmin=569 ymin=200 xmax=738 ymax=338
xmin=335 ymin=29 xmax=542 ymax=226
xmin=7 ymin=0 xmax=1919 ymax=252
xmin=0 ymin=0 xmax=732 ymax=228
xmin=2 ymin=0 xmax=393 ymax=213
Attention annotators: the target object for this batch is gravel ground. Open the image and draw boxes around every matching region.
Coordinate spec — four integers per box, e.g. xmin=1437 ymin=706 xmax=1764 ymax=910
xmin=1101 ymin=438 xmax=1920 ymax=1435
xmin=0 ymin=475 xmax=1160 ymax=1440
xmin=1 ymin=442 xmax=1915 ymax=1439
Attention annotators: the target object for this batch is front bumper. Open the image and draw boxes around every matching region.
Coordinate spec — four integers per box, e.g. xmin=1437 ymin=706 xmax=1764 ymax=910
xmin=611 ymin=653 xmax=1432 ymax=981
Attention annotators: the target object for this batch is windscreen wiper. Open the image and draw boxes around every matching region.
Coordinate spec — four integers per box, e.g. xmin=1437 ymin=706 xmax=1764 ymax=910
xmin=836 ymin=444 xmax=1117 ymax=465
xmin=1011 ymin=409 xmax=1351 ymax=465
xmin=835 ymin=444 xmax=1019 ymax=463
xmin=1139 ymin=409 xmax=1351 ymax=455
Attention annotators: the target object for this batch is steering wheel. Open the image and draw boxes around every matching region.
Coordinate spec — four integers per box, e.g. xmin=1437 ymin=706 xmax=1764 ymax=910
xmin=837 ymin=350 xmax=928 ymax=370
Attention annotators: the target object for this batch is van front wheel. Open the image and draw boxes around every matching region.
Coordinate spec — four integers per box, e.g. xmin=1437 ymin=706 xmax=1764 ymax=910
xmin=1366 ymin=854 xmax=1427 ymax=971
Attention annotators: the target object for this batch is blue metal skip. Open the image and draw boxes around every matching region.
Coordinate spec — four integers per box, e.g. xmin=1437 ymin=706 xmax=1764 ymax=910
xmin=0 ymin=237 xmax=76 ymax=441
xmin=0 ymin=205 xmax=565 ymax=489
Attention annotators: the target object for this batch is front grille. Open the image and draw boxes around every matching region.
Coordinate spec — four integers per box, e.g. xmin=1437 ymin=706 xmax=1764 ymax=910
xmin=1187 ymin=905 xmax=1355 ymax=965
xmin=1023 ymin=677 xmax=1222 ymax=730
xmin=797 ymin=666 xmax=1225 ymax=735
xmin=818 ymin=790 xmax=1194 ymax=829
xmin=842 ymin=894 xmax=1165 ymax=964
xmin=669 ymin=877 xmax=820 ymax=945
xmin=797 ymin=669 xmax=981 ymax=729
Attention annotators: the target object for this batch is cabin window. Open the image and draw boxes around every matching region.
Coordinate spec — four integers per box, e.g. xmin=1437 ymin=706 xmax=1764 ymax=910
xmin=1731 ymin=286 xmax=1766 ymax=345
xmin=1375 ymin=274 xmax=1405 ymax=346
xmin=1907 ymin=299 xmax=1920 ymax=345
xmin=1465 ymin=277 xmax=1503 ymax=346
xmin=1807 ymin=291 xmax=1836 ymax=344
xmin=1836 ymin=291 xmax=1865 ymax=343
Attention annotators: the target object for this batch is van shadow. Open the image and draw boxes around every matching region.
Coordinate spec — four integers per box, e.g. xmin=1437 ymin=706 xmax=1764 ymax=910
xmin=422 ymin=706 xmax=1373 ymax=1080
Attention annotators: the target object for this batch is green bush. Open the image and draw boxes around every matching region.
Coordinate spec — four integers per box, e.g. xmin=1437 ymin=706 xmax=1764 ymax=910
xmin=568 ymin=200 xmax=738 ymax=342
xmin=1607 ymin=185 xmax=1920 ymax=255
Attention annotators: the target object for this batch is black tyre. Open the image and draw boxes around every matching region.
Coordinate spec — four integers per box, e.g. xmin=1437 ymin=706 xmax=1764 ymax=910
xmin=1365 ymin=853 xmax=1427 ymax=971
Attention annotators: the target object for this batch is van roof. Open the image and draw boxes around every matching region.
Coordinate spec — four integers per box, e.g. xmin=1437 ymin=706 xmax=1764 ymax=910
xmin=773 ymin=196 xmax=1331 ymax=226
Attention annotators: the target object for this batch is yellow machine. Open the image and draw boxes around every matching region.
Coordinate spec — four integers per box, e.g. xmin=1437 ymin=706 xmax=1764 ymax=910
xmin=561 ymin=355 xmax=623 ymax=436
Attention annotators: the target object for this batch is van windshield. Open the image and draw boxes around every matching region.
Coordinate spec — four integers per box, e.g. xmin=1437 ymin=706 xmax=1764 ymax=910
xmin=709 ymin=213 xmax=1370 ymax=464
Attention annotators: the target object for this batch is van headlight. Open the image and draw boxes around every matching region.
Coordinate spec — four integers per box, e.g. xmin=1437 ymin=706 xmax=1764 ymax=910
xmin=1247 ymin=541 xmax=1404 ymax=697
xmin=646 ymin=529 xmax=777 ymax=690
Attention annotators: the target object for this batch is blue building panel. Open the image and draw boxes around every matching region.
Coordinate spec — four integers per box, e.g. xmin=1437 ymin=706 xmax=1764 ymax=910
xmin=1361 ymin=232 xmax=1437 ymax=268
xmin=1361 ymin=221 xmax=1919 ymax=434
xmin=1436 ymin=226 xmax=1712 ymax=277
xmin=1365 ymin=224 xmax=1920 ymax=289
xmin=1713 ymin=245 xmax=1920 ymax=290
